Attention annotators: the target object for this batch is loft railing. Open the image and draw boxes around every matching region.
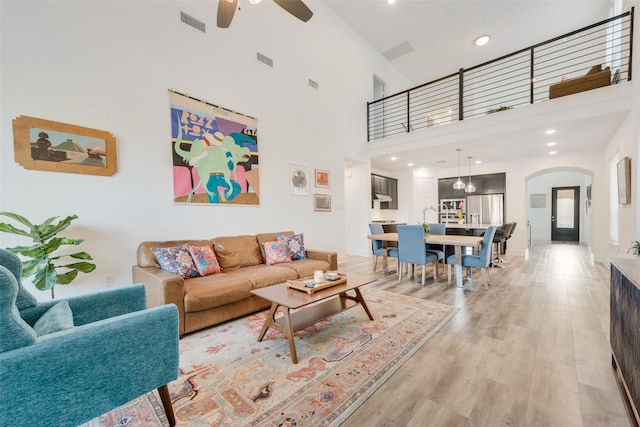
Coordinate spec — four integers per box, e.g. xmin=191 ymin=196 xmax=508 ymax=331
xmin=367 ymin=8 xmax=634 ymax=141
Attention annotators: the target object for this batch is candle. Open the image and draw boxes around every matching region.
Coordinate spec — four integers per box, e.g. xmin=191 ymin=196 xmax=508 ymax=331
xmin=313 ymin=270 xmax=324 ymax=283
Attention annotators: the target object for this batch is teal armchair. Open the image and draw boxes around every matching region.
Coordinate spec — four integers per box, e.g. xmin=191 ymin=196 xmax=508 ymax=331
xmin=0 ymin=249 xmax=179 ymax=427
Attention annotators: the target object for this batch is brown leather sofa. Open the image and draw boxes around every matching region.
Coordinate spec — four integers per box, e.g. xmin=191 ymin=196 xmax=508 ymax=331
xmin=132 ymin=231 xmax=338 ymax=335
xmin=549 ymin=64 xmax=611 ymax=99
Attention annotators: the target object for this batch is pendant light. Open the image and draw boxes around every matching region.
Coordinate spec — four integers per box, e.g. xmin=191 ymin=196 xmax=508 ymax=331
xmin=453 ymin=148 xmax=465 ymax=189
xmin=465 ymin=156 xmax=476 ymax=193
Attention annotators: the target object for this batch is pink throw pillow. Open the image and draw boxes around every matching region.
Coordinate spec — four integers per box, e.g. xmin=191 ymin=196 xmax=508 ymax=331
xmin=188 ymin=245 xmax=221 ymax=276
xmin=262 ymin=241 xmax=291 ymax=265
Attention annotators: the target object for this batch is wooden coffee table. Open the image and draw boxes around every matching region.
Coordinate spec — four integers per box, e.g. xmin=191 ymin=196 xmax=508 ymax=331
xmin=250 ymin=273 xmax=377 ymax=364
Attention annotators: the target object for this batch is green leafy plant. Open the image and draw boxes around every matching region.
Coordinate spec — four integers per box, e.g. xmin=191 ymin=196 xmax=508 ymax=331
xmin=487 ymin=105 xmax=513 ymax=114
xmin=421 ymin=222 xmax=430 ymax=234
xmin=629 ymin=241 xmax=640 ymax=257
xmin=455 ymin=211 xmax=463 ymax=220
xmin=0 ymin=212 xmax=96 ymax=298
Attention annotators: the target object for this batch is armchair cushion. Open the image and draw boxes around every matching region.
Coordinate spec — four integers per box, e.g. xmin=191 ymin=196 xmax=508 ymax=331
xmin=33 ymin=300 xmax=74 ymax=336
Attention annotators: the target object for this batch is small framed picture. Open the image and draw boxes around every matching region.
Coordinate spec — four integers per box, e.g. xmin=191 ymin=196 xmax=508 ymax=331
xmin=315 ymin=169 xmax=329 ymax=188
xmin=530 ymin=193 xmax=546 ymax=208
xmin=290 ymin=162 xmax=309 ymax=196
xmin=314 ymin=193 xmax=331 ymax=212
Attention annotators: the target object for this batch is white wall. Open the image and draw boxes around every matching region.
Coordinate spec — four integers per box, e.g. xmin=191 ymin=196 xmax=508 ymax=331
xmin=0 ymin=1 xmax=409 ymax=299
xmin=526 ymin=170 xmax=592 ymax=244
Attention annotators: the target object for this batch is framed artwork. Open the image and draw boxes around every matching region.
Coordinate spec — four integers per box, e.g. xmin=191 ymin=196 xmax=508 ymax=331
xmin=315 ymin=169 xmax=329 ymax=188
xmin=314 ymin=193 xmax=331 ymax=212
xmin=12 ymin=115 xmax=117 ymax=176
xmin=530 ymin=193 xmax=546 ymax=208
xmin=617 ymin=156 xmax=631 ymax=205
xmin=169 ymin=90 xmax=259 ymax=205
xmin=290 ymin=162 xmax=309 ymax=195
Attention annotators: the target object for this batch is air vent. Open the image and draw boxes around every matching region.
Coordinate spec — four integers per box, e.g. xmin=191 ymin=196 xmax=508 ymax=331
xmin=382 ymin=41 xmax=414 ymax=61
xmin=308 ymin=79 xmax=319 ymax=89
xmin=180 ymin=11 xmax=206 ymax=33
xmin=256 ymin=52 xmax=274 ymax=68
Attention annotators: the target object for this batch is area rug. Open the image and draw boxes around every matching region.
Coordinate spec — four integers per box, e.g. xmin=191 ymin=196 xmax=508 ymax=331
xmin=87 ymin=288 xmax=458 ymax=427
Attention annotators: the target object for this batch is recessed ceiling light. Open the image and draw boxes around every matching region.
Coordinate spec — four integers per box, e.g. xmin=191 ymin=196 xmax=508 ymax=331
xmin=475 ymin=160 xmax=482 ymax=164
xmin=547 ymin=142 xmax=557 ymax=146
xmin=545 ymin=129 xmax=556 ymax=135
xmin=475 ymin=35 xmax=490 ymax=46
xmin=408 ymin=163 xmax=413 ymax=167
xmin=391 ymin=156 xmax=397 ymax=161
xmin=549 ymin=151 xmax=557 ymax=155
xmin=388 ymin=0 xmax=396 ymax=4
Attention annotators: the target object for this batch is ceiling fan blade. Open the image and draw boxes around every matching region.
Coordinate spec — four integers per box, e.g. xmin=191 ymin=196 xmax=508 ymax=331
xmin=217 ymin=0 xmax=238 ymax=28
xmin=273 ymin=0 xmax=313 ymax=22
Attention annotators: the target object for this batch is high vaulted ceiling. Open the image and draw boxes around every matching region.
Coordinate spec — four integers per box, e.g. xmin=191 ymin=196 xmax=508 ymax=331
xmin=324 ymin=0 xmax=629 ymax=172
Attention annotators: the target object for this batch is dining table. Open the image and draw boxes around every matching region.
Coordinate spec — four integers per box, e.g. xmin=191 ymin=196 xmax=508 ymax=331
xmin=368 ymin=232 xmax=483 ymax=288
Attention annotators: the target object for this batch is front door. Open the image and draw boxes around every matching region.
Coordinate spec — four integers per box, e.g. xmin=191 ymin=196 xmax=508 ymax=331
xmin=551 ymin=186 xmax=580 ymax=242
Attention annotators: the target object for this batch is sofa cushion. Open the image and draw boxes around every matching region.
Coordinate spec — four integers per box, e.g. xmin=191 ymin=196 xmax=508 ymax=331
xmin=151 ymin=245 xmax=200 ymax=278
xmin=280 ymin=258 xmax=332 ymax=279
xmin=183 ymin=274 xmax=253 ymax=312
xmin=262 ymin=241 xmax=292 ymax=265
xmin=224 ymin=264 xmax=298 ymax=289
xmin=188 ymin=244 xmax=221 ymax=276
xmin=212 ymin=235 xmax=262 ymax=270
xmin=277 ymin=233 xmax=306 ymax=260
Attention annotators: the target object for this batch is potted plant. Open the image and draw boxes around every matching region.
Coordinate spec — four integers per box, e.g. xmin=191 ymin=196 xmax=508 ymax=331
xmin=487 ymin=105 xmax=513 ymax=114
xmin=629 ymin=241 xmax=640 ymax=257
xmin=0 ymin=212 xmax=96 ymax=298
xmin=455 ymin=211 xmax=464 ymax=224
xmin=421 ymin=222 xmax=430 ymax=234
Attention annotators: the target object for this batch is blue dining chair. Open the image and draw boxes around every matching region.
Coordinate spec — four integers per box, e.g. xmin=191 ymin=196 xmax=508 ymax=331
xmin=425 ymin=223 xmax=446 ymax=276
xmin=369 ymin=223 xmax=399 ymax=274
xmin=397 ymin=225 xmax=439 ymax=285
xmin=447 ymin=225 xmax=497 ymax=290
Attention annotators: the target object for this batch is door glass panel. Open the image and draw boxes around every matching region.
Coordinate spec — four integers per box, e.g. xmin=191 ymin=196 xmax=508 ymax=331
xmin=557 ymin=189 xmax=574 ymax=228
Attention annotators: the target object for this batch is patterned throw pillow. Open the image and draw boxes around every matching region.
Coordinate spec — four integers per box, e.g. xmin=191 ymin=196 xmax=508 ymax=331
xmin=262 ymin=241 xmax=292 ymax=265
xmin=151 ymin=245 xmax=200 ymax=278
xmin=188 ymin=244 xmax=221 ymax=276
xmin=276 ymin=233 xmax=306 ymax=260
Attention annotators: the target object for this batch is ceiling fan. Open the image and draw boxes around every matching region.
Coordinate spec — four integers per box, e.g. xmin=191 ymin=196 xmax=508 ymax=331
xmin=217 ymin=0 xmax=313 ymax=28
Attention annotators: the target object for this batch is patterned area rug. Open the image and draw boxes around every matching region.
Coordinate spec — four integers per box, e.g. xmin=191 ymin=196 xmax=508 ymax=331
xmin=87 ymin=288 xmax=458 ymax=426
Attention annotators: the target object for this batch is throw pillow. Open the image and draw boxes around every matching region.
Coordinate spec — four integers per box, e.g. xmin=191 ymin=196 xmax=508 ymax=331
xmin=151 ymin=245 xmax=200 ymax=278
xmin=587 ymin=64 xmax=602 ymax=75
xmin=188 ymin=244 xmax=221 ymax=276
xmin=277 ymin=233 xmax=306 ymax=260
xmin=262 ymin=241 xmax=292 ymax=265
xmin=33 ymin=300 xmax=74 ymax=336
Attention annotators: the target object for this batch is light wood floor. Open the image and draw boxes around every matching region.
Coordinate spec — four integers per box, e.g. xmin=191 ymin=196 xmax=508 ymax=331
xmin=339 ymin=242 xmax=635 ymax=427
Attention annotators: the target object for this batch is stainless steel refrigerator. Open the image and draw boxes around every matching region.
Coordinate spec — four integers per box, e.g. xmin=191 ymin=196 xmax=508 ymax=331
xmin=466 ymin=194 xmax=504 ymax=225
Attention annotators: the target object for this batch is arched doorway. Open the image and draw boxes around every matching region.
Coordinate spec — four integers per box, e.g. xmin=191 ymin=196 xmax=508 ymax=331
xmin=525 ymin=167 xmax=593 ymax=247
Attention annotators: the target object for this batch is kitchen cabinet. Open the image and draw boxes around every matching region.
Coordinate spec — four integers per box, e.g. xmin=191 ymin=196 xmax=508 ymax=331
xmin=371 ymin=174 xmax=398 ymax=210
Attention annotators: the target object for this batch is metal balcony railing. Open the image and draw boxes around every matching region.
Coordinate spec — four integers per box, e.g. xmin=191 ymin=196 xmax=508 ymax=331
xmin=367 ymin=8 xmax=633 ymax=141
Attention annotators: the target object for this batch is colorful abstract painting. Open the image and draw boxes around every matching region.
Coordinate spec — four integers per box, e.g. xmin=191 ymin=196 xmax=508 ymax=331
xmin=169 ymin=91 xmax=259 ymax=205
